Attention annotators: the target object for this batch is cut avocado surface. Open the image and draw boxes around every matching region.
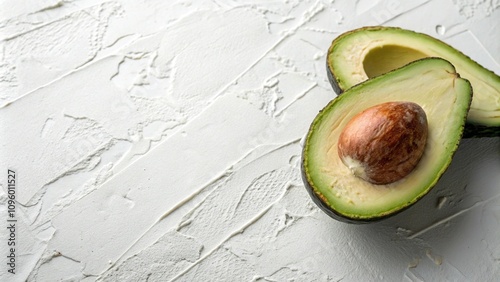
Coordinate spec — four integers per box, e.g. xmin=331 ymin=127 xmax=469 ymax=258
xmin=303 ymin=58 xmax=472 ymax=223
xmin=326 ymin=26 xmax=500 ymax=137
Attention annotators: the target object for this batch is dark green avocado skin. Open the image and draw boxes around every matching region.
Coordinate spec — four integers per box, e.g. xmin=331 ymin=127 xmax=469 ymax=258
xmin=462 ymin=124 xmax=500 ymax=138
xmin=326 ymin=60 xmax=342 ymax=95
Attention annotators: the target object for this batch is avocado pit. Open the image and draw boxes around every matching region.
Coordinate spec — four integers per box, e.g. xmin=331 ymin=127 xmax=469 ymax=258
xmin=337 ymin=101 xmax=428 ymax=185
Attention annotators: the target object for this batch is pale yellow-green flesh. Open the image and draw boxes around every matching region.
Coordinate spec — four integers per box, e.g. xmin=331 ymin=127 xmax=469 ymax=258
xmin=306 ymin=59 xmax=471 ymax=218
xmin=329 ymin=28 xmax=500 ymax=126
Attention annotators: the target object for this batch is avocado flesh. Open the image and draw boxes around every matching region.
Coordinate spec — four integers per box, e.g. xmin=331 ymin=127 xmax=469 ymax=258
xmin=327 ymin=26 xmax=500 ymax=137
xmin=303 ymin=58 xmax=472 ymax=222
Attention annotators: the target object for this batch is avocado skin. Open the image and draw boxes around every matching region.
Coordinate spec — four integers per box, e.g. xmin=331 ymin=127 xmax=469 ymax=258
xmin=326 ymin=26 xmax=500 ymax=138
xmin=326 ymin=60 xmax=343 ymax=95
xmin=462 ymin=124 xmax=500 ymax=138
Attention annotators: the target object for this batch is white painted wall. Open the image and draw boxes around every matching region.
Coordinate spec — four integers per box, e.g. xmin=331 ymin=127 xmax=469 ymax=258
xmin=0 ymin=0 xmax=499 ymax=281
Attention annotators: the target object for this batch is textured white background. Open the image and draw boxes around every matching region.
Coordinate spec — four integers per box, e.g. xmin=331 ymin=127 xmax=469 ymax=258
xmin=0 ymin=0 xmax=499 ymax=281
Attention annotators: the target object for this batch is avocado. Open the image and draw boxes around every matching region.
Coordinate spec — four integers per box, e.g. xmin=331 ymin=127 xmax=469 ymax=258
xmin=302 ymin=58 xmax=472 ymax=223
xmin=326 ymin=26 xmax=500 ymax=138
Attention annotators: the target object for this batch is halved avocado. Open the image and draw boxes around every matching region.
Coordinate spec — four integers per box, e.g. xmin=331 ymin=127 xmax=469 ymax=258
xmin=326 ymin=26 xmax=500 ymax=137
xmin=303 ymin=58 xmax=472 ymax=223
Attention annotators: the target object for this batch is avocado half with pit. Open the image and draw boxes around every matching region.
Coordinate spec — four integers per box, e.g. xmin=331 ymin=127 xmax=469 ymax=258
xmin=302 ymin=58 xmax=472 ymax=223
xmin=326 ymin=26 xmax=500 ymax=138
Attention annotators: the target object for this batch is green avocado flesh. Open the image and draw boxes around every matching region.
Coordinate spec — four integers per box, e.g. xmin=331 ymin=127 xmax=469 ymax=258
xmin=303 ymin=58 xmax=472 ymax=222
xmin=326 ymin=26 xmax=500 ymax=137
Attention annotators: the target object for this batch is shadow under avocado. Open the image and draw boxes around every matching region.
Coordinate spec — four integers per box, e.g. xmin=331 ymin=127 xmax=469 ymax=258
xmin=323 ymin=137 xmax=500 ymax=276
xmin=381 ymin=136 xmax=500 ymax=229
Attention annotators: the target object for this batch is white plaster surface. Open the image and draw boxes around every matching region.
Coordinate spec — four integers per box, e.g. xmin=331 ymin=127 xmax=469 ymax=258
xmin=0 ymin=0 xmax=499 ymax=281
